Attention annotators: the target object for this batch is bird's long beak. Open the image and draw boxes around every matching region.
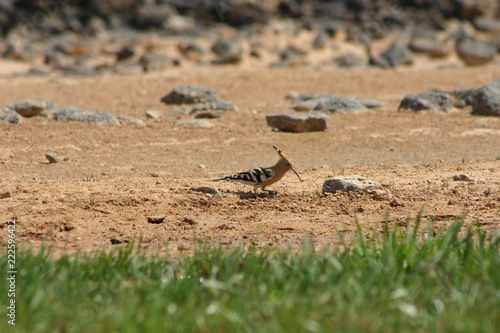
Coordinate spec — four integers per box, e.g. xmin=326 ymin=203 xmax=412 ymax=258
xmin=292 ymin=168 xmax=302 ymax=182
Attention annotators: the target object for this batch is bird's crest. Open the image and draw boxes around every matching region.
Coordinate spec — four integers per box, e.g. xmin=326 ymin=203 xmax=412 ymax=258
xmin=273 ymin=146 xmax=292 ymax=164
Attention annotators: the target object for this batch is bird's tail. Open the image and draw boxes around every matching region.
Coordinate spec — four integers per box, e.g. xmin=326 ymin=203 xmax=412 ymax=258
xmin=212 ymin=177 xmax=229 ymax=182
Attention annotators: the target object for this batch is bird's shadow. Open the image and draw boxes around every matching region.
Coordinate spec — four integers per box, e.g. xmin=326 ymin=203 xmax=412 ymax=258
xmin=233 ymin=191 xmax=277 ymax=199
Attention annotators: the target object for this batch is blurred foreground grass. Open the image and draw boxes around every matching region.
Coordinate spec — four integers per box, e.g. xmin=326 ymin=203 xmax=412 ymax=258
xmin=1 ymin=215 xmax=499 ymax=332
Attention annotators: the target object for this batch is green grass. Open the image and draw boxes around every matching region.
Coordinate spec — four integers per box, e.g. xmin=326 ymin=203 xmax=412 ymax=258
xmin=1 ymin=216 xmax=499 ymax=333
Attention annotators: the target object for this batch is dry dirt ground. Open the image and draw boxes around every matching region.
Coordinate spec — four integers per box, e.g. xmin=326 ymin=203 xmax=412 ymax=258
xmin=1 ymin=64 xmax=499 ymax=255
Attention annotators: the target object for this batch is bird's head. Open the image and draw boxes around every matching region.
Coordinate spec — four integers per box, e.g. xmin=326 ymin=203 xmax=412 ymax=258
xmin=273 ymin=146 xmax=302 ymax=181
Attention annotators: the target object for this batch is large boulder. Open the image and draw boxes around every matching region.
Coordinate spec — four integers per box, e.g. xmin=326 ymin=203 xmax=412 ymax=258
xmin=471 ymin=80 xmax=500 ymax=116
xmin=52 ymin=106 xmax=118 ymax=123
xmin=323 ymin=176 xmax=381 ymax=193
xmin=398 ymin=90 xmax=454 ymax=113
xmin=266 ymin=112 xmax=328 ymax=132
xmin=161 ymin=85 xmax=219 ymax=105
xmin=456 ymin=36 xmax=497 ymax=66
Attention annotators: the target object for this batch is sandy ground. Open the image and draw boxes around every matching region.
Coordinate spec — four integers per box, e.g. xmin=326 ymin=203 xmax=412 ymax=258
xmin=0 ymin=64 xmax=499 ymax=255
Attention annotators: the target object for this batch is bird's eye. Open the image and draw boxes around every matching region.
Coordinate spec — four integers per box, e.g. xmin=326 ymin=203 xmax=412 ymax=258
xmin=287 ymin=163 xmax=291 ymax=166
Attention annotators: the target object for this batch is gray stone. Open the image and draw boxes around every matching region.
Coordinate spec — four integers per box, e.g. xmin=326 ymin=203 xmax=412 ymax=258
xmin=57 ymin=64 xmax=97 ymax=76
xmin=312 ymin=30 xmax=328 ymax=49
xmin=116 ymin=44 xmax=136 ymax=61
xmin=140 ymin=52 xmax=171 ymax=72
xmin=176 ymin=119 xmax=214 ymax=128
xmin=290 ymin=94 xmax=369 ymax=114
xmin=323 ymin=176 xmax=381 ymax=193
xmin=266 ymin=112 xmax=328 ymax=133
xmin=177 ymin=39 xmax=205 ymax=60
xmin=453 ymin=174 xmax=473 ymax=182
xmin=381 ymin=43 xmax=413 ymax=67
xmin=144 ymin=110 xmax=162 ymax=119
xmin=333 ymin=53 xmax=365 ymax=69
xmin=211 ymin=38 xmax=243 ymax=64
xmin=472 ymin=17 xmax=500 ymax=33
xmin=195 ymin=111 xmax=223 ymax=119
xmin=0 ymin=108 xmax=24 ymax=124
xmin=190 ymin=186 xmax=222 ymax=196
xmin=187 ymin=101 xmax=238 ymax=115
xmin=314 ymin=96 xmax=368 ymax=114
xmin=25 ymin=67 xmax=50 ymax=76
xmin=161 ymin=85 xmax=219 ymax=105
xmin=358 ymin=98 xmax=385 ymax=108
xmin=409 ymin=38 xmax=452 ymax=58
xmin=45 ymin=153 xmax=59 ymax=163
xmin=398 ymin=90 xmax=454 ymax=113
xmin=456 ymin=36 xmax=496 ymax=66
xmin=52 ymin=106 xmax=118 ymax=123
xmin=289 ymin=100 xmax=317 ymax=111
xmin=117 ymin=116 xmax=146 ymax=126
xmin=472 ymin=80 xmax=500 ymax=116
xmin=285 ymin=91 xmax=299 ymax=100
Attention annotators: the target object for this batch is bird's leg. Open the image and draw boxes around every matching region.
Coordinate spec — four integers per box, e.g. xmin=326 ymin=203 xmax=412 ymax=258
xmin=253 ymin=188 xmax=259 ymax=198
xmin=262 ymin=187 xmax=277 ymax=196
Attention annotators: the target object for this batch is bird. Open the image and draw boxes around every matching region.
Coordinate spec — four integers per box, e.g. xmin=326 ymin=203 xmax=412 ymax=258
xmin=212 ymin=146 xmax=302 ymax=197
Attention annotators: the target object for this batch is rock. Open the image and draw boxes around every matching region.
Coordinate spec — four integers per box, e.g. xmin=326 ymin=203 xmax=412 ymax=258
xmin=314 ymin=96 xmax=368 ymax=114
xmin=371 ymin=189 xmax=392 ymax=201
xmin=161 ymin=85 xmax=219 ymax=105
xmin=456 ymin=36 xmax=496 ymax=66
xmin=177 ymin=39 xmax=204 ymax=61
xmin=139 ymin=52 xmax=171 ymax=72
xmin=369 ymin=55 xmax=390 ymax=68
xmin=312 ymin=30 xmax=328 ymax=49
xmin=398 ymin=90 xmax=454 ymax=113
xmin=450 ymin=88 xmax=476 ymax=107
xmin=63 ymin=223 xmax=75 ymax=232
xmin=56 ymin=63 xmax=97 ymax=76
xmin=471 ymin=80 xmax=500 ymax=116
xmin=409 ymin=38 xmax=452 ymax=58
xmin=289 ymin=100 xmax=318 ymax=111
xmin=381 ymin=43 xmax=413 ymax=67
xmin=285 ymin=91 xmax=299 ymax=100
xmin=266 ymin=112 xmax=328 ymax=132
xmin=144 ymin=110 xmax=162 ymax=119
xmin=110 ymin=238 xmax=125 ymax=245
xmin=195 ymin=111 xmax=223 ymax=119
xmin=52 ymin=106 xmax=118 ymax=124
xmin=453 ymin=174 xmax=473 ymax=182
xmin=187 ymin=101 xmax=238 ymax=115
xmin=358 ymin=99 xmax=385 ymax=109
xmin=211 ymin=38 xmax=243 ymax=64
xmin=183 ymin=217 xmax=198 ymax=225
xmin=323 ymin=176 xmax=381 ymax=193
xmin=116 ymin=44 xmax=136 ymax=62
xmin=290 ymin=94 xmax=368 ymax=114
xmin=472 ymin=17 xmax=500 ymax=33
xmin=0 ymin=191 xmax=11 ymax=199
xmin=45 ymin=153 xmax=59 ymax=163
xmin=176 ymin=119 xmax=214 ymax=128
xmin=147 ymin=216 xmax=165 ymax=224
xmin=333 ymin=53 xmax=365 ymax=69
xmin=0 ymin=108 xmax=24 ymax=124
xmin=25 ymin=67 xmax=50 ymax=76
xmin=3 ymin=99 xmax=56 ymax=117
xmin=190 ymin=186 xmax=222 ymax=196
xmin=117 ymin=116 xmax=146 ymax=126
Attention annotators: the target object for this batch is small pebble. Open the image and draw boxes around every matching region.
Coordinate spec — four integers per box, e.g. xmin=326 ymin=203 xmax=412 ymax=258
xmin=46 ymin=153 xmax=59 ymax=163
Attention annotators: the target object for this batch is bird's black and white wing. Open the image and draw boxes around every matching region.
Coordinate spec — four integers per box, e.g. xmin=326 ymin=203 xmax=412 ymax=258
xmin=213 ymin=167 xmax=275 ymax=186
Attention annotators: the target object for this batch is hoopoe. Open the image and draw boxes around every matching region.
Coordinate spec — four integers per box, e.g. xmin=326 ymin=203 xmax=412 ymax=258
xmin=212 ymin=146 xmax=302 ymax=197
